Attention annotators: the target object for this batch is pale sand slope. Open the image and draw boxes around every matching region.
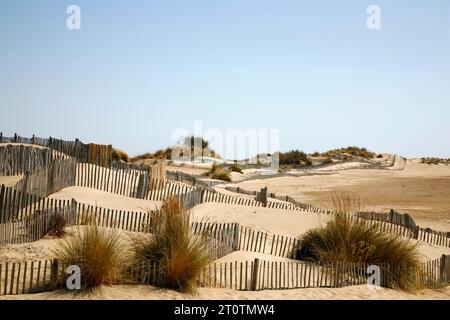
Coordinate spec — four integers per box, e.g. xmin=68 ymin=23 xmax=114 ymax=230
xmin=214 ymin=184 xmax=316 ymax=205
xmin=290 ymin=161 xmax=372 ymax=174
xmin=49 ymin=186 xmax=161 ymax=212
xmin=166 ymin=165 xmax=210 ymax=176
xmin=1 ymin=285 xmax=448 ymax=300
xmin=415 ymin=241 xmax=450 ymax=261
xmin=230 ymin=169 xmax=276 ymax=183
xmin=191 ymin=202 xmax=330 ymax=238
xmin=237 ymin=160 xmax=450 ymax=231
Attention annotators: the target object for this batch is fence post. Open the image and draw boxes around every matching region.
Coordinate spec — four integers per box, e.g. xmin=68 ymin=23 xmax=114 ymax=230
xmin=251 ymin=258 xmax=260 ymax=291
xmin=233 ymin=223 xmax=240 ymax=251
xmin=71 ymin=198 xmax=77 ymax=225
xmin=389 ymin=209 xmax=395 ymax=223
xmin=200 ymin=188 xmax=206 ymax=204
xmin=255 ymin=187 xmax=268 ymax=207
xmin=447 ymin=255 xmax=450 ymax=284
xmin=413 ymin=226 xmax=419 ymax=239
xmin=442 ymin=254 xmax=450 ymax=284
xmin=50 ymin=259 xmax=59 ymax=289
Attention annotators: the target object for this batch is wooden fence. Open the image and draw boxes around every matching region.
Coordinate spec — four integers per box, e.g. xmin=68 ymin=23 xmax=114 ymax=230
xmin=75 ymin=162 xmax=198 ymax=201
xmin=87 ymin=143 xmax=113 ymax=167
xmin=2 ymin=255 xmax=448 ymax=296
xmin=224 ymin=186 xmax=332 ymax=214
xmin=4 ymin=134 xmax=88 ymax=161
xmin=0 ymin=185 xmax=50 ymax=223
xmin=223 ymin=186 xmax=450 ymax=247
xmin=215 ymin=256 xmax=450 ymax=291
xmin=0 ymin=197 xmax=215 ymax=246
xmin=0 ymin=202 xmax=76 ymax=245
xmin=357 ymin=210 xmax=417 ymax=231
xmin=0 ymin=259 xmax=59 ymax=295
xmin=0 ymin=195 xmax=449 ymax=295
xmin=166 ymin=170 xmax=223 ymax=189
xmin=14 ymin=158 xmax=77 ymax=198
xmin=416 ymin=227 xmax=450 ymax=247
xmin=191 ymin=222 xmax=239 ymax=259
xmin=0 ymin=145 xmax=67 ymax=176
xmin=1 ymin=133 xmax=113 ymax=166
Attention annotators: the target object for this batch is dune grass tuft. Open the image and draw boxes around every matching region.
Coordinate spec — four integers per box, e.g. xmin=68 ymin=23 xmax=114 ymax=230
xmin=229 ymin=163 xmax=243 ymax=174
xmin=112 ymin=149 xmax=129 ymax=163
xmin=208 ymin=164 xmax=231 ymax=182
xmin=130 ymin=197 xmax=212 ymax=292
xmin=321 ymin=157 xmax=333 ymax=165
xmin=212 ymin=169 xmax=231 ymax=182
xmin=323 ymin=146 xmax=375 ymax=159
xmin=278 ymin=150 xmax=312 ymax=167
xmin=53 ymin=224 xmax=127 ymax=289
xmin=295 ymin=194 xmax=422 ymax=291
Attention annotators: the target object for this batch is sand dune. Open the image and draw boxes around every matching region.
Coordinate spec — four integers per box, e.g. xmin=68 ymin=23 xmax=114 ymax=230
xmin=1 ymin=151 xmax=449 ymax=300
xmin=49 ymin=186 xmax=160 ymax=212
xmin=191 ymin=202 xmax=329 ymax=238
xmin=237 ymin=160 xmax=450 ymax=231
xmin=1 ymin=284 xmax=448 ymax=300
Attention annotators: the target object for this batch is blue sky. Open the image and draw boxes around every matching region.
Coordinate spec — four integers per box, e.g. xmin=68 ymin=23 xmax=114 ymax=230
xmin=1 ymin=0 xmax=449 ymax=158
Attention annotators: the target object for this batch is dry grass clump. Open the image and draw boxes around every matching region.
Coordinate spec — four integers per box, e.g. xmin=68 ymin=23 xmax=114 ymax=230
xmin=323 ymin=146 xmax=375 ymax=159
xmin=130 ymin=197 xmax=213 ymax=292
xmin=112 ymin=148 xmax=129 ymax=163
xmin=420 ymin=157 xmax=450 ymax=165
xmin=153 ymin=148 xmax=173 ymax=160
xmin=131 ymin=148 xmax=173 ymax=162
xmin=181 ymin=135 xmax=219 ymax=160
xmin=45 ymin=213 xmax=67 ymax=237
xmin=211 ymin=169 xmax=231 ymax=182
xmin=130 ymin=152 xmax=153 ymax=162
xmin=321 ymin=157 xmax=333 ymax=165
xmin=278 ymin=150 xmax=312 ymax=167
xmin=330 ymin=193 xmax=362 ymax=214
xmin=53 ymin=224 xmax=127 ymax=289
xmin=212 ymin=170 xmax=231 ymax=182
xmin=207 ymin=164 xmax=231 ymax=182
xmin=229 ymin=163 xmax=243 ymax=174
xmin=295 ymin=195 xmax=422 ymax=291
